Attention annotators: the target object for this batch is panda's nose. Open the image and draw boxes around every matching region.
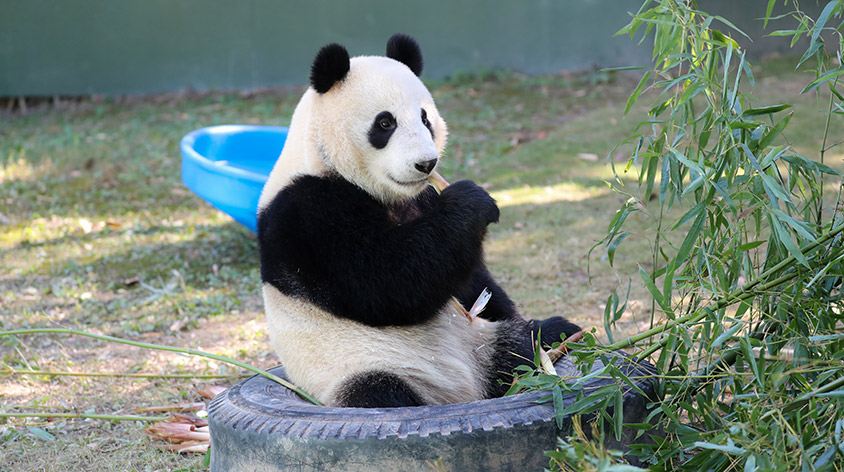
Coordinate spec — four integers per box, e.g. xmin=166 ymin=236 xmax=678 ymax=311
xmin=414 ymin=158 xmax=438 ymax=175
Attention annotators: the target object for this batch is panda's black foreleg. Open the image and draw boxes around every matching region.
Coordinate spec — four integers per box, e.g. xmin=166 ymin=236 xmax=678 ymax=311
xmin=455 ymin=265 xmax=520 ymax=322
xmin=335 ymin=371 xmax=425 ymax=408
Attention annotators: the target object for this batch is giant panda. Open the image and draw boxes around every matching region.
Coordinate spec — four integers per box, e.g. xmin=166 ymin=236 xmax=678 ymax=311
xmin=257 ymin=34 xmax=580 ymax=408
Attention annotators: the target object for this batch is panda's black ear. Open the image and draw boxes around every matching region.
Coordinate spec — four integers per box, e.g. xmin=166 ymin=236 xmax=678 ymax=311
xmin=386 ymin=34 xmax=423 ymax=76
xmin=310 ymin=43 xmax=350 ymax=94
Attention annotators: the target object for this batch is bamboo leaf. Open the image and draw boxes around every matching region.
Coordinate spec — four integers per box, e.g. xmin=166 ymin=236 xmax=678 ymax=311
xmin=757 ymin=114 xmax=791 ymax=151
xmin=626 ymin=70 xmax=653 ymax=115
xmin=693 ymin=441 xmax=747 ymax=455
xmin=770 ymin=211 xmax=809 ymax=267
xmin=743 ymin=104 xmax=791 ymax=116
xmin=741 ymin=337 xmax=763 ymax=388
xmin=810 ymin=1 xmax=839 ymax=46
xmin=737 ymin=240 xmax=765 ymax=252
xmin=669 ymin=148 xmax=704 ymax=175
xmin=614 ymin=390 xmax=624 ymax=441
xmin=607 ymin=231 xmax=630 ymax=267
xmin=771 ymin=207 xmax=815 ymax=241
xmin=711 ymin=16 xmax=751 ymax=40
xmin=782 ymin=154 xmax=841 ymax=175
xmin=763 ymin=0 xmax=776 ymax=28
xmin=712 ymin=321 xmax=744 ymax=349
xmin=639 ymin=266 xmax=673 ymax=317
xmin=552 ymin=385 xmax=565 ymax=429
xmin=676 ymin=208 xmax=705 ymax=264
xmin=801 ymin=66 xmax=844 ymax=94
xmin=673 ymin=202 xmax=705 ymax=230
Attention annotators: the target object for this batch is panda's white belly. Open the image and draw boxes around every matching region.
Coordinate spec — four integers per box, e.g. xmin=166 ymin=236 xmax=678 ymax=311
xmin=262 ymin=284 xmax=499 ymax=405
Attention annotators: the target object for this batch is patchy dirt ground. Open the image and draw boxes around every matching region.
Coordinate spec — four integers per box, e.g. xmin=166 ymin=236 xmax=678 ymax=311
xmin=1 ymin=57 xmax=842 ymax=471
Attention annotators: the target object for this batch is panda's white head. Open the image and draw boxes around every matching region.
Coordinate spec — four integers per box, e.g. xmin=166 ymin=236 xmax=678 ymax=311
xmin=307 ymin=34 xmax=448 ymax=203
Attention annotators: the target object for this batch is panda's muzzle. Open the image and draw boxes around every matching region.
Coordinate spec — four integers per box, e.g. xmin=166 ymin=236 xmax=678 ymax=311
xmin=414 ymin=158 xmax=438 ymax=175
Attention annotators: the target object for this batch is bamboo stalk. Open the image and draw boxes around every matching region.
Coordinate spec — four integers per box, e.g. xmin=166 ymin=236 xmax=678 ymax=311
xmin=0 ymin=412 xmax=167 ymax=422
xmin=2 ymin=368 xmax=245 ymax=380
xmin=428 ymin=170 xmax=450 ymax=193
xmin=0 ymin=328 xmax=322 ymax=405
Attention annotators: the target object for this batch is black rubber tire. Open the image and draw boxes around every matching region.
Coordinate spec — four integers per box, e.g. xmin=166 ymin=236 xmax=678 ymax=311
xmin=208 ymin=354 xmax=657 ymax=472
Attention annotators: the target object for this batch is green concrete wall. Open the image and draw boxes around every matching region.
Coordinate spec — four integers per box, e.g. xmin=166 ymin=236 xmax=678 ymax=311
xmin=0 ymin=1 xmax=815 ymax=96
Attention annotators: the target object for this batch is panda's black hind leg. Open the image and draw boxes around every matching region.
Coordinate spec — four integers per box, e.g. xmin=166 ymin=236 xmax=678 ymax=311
xmin=335 ymin=371 xmax=425 ymax=408
xmin=531 ymin=316 xmax=581 ymax=348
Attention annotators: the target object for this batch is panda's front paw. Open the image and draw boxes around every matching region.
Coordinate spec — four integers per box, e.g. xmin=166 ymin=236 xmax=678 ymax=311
xmin=441 ymin=180 xmax=500 ymax=226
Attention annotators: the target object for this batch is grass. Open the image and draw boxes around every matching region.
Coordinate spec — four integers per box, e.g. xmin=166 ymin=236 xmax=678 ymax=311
xmin=1 ymin=57 xmax=842 ymax=471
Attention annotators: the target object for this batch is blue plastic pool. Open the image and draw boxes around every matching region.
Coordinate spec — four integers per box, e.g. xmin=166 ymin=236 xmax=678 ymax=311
xmin=181 ymin=125 xmax=287 ymax=232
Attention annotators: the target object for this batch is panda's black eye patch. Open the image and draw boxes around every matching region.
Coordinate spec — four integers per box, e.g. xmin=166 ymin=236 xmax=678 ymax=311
xmin=421 ymin=108 xmax=433 ymax=138
xmin=369 ymin=111 xmax=397 ymax=149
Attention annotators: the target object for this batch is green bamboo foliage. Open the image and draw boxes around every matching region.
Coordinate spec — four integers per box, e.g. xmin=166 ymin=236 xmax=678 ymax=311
xmin=513 ymin=1 xmax=844 ymax=470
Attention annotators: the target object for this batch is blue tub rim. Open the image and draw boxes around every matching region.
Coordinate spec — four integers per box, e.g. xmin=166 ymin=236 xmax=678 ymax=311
xmin=180 ymin=124 xmax=286 ymax=185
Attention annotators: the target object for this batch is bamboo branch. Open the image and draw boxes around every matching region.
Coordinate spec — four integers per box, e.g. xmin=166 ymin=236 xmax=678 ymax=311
xmin=0 ymin=328 xmax=322 ymax=405
xmin=607 ymin=223 xmax=844 ymax=354
xmin=1 ymin=368 xmax=245 ymax=380
xmin=0 ymin=412 xmax=167 ymax=422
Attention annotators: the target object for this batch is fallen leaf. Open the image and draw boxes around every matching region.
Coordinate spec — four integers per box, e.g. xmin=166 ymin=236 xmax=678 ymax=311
xmin=195 ymin=385 xmax=227 ymax=400
xmin=146 ymin=414 xmax=210 ymax=454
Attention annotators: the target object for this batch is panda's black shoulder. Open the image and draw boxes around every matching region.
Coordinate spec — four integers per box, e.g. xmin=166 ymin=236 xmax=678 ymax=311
xmin=258 ymin=174 xmax=383 ymax=233
xmin=267 ymin=173 xmax=375 ymax=208
xmin=257 ymin=174 xmax=387 ymax=300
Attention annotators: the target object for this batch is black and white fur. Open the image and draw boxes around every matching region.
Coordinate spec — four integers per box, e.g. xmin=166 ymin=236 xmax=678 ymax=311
xmin=258 ymin=34 xmax=580 ymax=407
